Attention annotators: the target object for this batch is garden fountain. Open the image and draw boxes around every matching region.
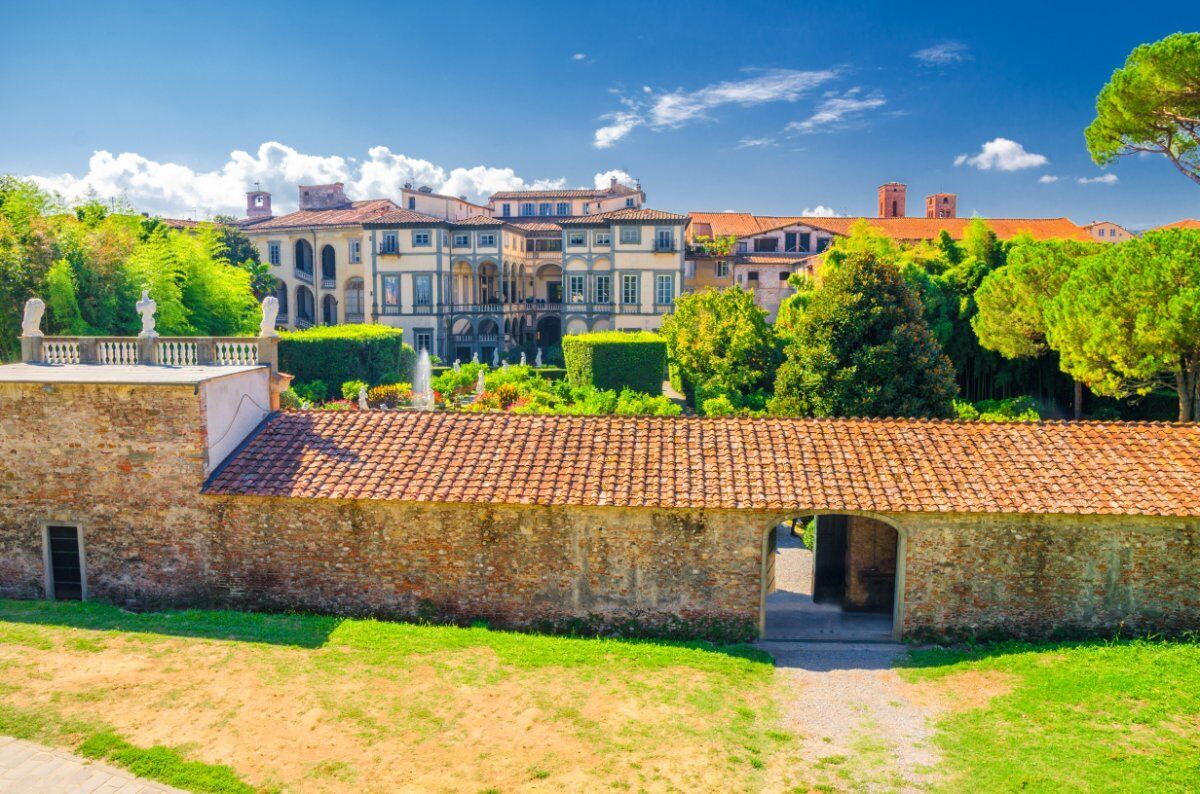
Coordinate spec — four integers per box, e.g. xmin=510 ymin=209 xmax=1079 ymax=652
xmin=412 ymin=349 xmax=434 ymax=410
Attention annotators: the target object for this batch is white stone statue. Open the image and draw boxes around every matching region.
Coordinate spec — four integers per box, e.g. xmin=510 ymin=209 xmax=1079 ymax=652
xmin=534 ymin=348 xmax=543 ymax=368
xmin=358 ymin=386 xmax=369 ymax=411
xmin=452 ymin=359 xmax=461 ymax=373
xmin=20 ymin=298 xmax=45 ymax=337
xmin=136 ymin=290 xmax=158 ymax=338
xmin=492 ymin=348 xmax=500 ymax=367
xmin=471 ymin=352 xmax=479 ymax=364
xmin=475 ymin=369 xmax=486 ymax=397
xmin=259 ymin=296 xmax=280 ymax=338
xmin=519 ymin=352 xmax=527 ymax=366
xmin=502 ymin=360 xmax=509 ymax=372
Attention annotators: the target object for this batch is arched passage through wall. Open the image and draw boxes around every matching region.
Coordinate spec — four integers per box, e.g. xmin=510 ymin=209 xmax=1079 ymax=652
xmin=760 ymin=511 xmax=904 ymax=642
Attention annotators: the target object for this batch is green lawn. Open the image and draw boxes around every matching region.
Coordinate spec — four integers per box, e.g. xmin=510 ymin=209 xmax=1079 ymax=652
xmin=903 ymin=638 xmax=1200 ymax=792
xmin=0 ymin=599 xmax=780 ymax=793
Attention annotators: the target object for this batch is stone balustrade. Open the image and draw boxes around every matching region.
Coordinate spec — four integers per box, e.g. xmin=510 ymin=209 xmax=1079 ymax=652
xmin=22 ymin=334 xmax=279 ymax=372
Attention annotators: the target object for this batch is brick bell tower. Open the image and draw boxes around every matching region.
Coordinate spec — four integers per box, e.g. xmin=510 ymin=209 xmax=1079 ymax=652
xmin=246 ymin=187 xmax=272 ymax=218
xmin=878 ymin=182 xmax=906 ymax=218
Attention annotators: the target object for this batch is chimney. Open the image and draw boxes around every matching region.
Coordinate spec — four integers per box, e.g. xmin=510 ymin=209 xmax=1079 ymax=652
xmin=246 ymin=189 xmax=272 ymax=218
xmin=610 ymin=176 xmax=618 ymax=190
xmin=925 ymin=193 xmax=957 ymax=219
xmin=878 ymin=182 xmax=906 ymax=218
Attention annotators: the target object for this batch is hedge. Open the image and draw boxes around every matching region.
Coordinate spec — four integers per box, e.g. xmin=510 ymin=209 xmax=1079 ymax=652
xmin=279 ymin=324 xmax=415 ymax=387
xmin=562 ymin=331 xmax=666 ymax=395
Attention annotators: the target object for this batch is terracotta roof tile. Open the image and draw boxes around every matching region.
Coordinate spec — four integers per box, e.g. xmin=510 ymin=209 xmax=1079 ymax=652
xmin=244 ymin=199 xmax=401 ymax=231
xmin=1156 ymin=219 xmax=1200 ymax=230
xmin=365 ymin=208 xmax=446 ymax=226
xmin=450 ymin=214 xmax=506 ymax=227
xmin=687 ymin=212 xmax=1091 ymax=243
xmin=204 ymin=413 xmax=1200 ymax=517
xmin=559 ymin=208 xmax=689 ymax=225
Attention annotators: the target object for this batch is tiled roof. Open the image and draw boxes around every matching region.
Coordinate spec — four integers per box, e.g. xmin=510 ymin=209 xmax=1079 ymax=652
xmin=363 ymin=208 xmax=446 ymax=226
xmin=158 ymin=217 xmax=202 ymax=229
xmin=559 ymin=208 xmax=689 ymax=225
xmin=687 ymin=212 xmax=1091 ymax=243
xmin=451 ymin=214 xmax=506 ymax=228
xmin=204 ymin=413 xmax=1200 ymax=517
xmin=737 ymin=253 xmax=819 ymax=267
xmin=506 ymin=221 xmax=562 ymax=233
xmin=1156 ymin=219 xmax=1200 ymax=230
xmin=243 ymin=199 xmax=400 ymax=232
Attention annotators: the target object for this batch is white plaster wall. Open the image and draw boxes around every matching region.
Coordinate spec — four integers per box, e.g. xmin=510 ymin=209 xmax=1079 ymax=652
xmin=201 ymin=368 xmax=272 ymax=475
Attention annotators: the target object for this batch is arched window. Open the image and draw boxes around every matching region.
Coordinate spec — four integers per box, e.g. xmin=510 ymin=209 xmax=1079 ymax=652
xmin=345 ymin=278 xmax=364 ymax=321
xmin=294 ymin=240 xmax=313 ymax=276
xmin=321 ymin=245 xmax=336 ymax=284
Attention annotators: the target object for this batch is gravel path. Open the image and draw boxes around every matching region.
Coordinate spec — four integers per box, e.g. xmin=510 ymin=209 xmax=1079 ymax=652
xmin=760 ymin=641 xmax=942 ymax=792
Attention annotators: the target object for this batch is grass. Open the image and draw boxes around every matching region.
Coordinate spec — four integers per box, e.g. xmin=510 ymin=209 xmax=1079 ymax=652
xmin=902 ymin=638 xmax=1200 ymax=792
xmin=0 ymin=599 xmax=777 ymax=792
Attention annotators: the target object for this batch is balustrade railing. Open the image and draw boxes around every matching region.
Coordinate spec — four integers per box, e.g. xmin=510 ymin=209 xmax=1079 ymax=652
xmin=23 ymin=334 xmax=278 ymax=372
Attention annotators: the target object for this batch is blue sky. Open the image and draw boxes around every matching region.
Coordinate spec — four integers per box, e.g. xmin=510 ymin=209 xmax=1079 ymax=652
xmin=2 ymin=0 xmax=1198 ymax=227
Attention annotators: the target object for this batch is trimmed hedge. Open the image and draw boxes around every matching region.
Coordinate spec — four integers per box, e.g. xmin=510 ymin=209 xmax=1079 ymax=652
xmin=279 ymin=324 xmax=415 ymax=387
xmin=562 ymin=331 xmax=666 ymax=395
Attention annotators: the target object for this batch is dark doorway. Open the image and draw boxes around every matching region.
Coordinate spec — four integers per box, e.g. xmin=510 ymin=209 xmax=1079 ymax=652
xmin=537 ymin=315 xmax=562 ymax=348
xmin=322 ymin=294 xmax=337 ymax=325
xmin=46 ymin=526 xmax=83 ymax=600
xmin=320 ymin=245 xmax=336 ymax=285
xmin=546 ymin=282 xmax=563 ymax=303
xmin=763 ymin=515 xmax=898 ymax=641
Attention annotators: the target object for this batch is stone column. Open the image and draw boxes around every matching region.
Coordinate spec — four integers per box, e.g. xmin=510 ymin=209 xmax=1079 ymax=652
xmin=19 ymin=335 xmax=42 ymax=363
xmin=257 ymin=336 xmax=279 ymax=373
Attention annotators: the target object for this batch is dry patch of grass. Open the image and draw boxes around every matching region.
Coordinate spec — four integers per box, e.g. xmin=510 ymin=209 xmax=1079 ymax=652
xmin=0 ymin=600 xmax=777 ymax=793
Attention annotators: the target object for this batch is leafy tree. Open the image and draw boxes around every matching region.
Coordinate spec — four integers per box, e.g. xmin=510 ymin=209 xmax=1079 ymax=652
xmin=771 ymin=242 xmax=957 ymax=418
xmin=44 ymin=259 xmax=89 ymax=334
xmin=1045 ymin=229 xmax=1200 ymax=421
xmin=973 ymin=239 xmax=1097 ymax=417
xmin=212 ymin=215 xmax=275 ymax=299
xmin=1085 ymin=32 xmax=1200 ymax=186
xmin=660 ymin=286 xmax=777 ymax=414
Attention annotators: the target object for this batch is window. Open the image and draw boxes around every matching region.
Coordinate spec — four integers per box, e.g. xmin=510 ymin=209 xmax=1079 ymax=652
xmin=349 ymin=240 xmax=361 ymax=263
xmin=655 ymin=274 xmax=673 ymax=305
xmin=415 ymin=330 xmax=433 ymax=352
xmin=521 ymin=202 xmax=535 ymax=215
xmin=715 ymin=261 xmax=729 ymax=278
xmin=502 ymin=203 xmax=511 ymax=217
xmin=594 ymin=231 xmax=611 ymax=246
xmin=568 ymin=274 xmax=586 ymax=302
xmin=382 ymin=275 xmax=401 ymax=312
xmin=747 ymin=271 xmax=760 ymax=282
xmin=684 ymin=261 xmax=696 ymax=278
xmin=620 ymin=226 xmax=641 ymax=244
xmin=595 ymin=274 xmax=611 ymax=303
xmin=557 ymin=202 xmax=570 ymax=216
xmin=625 ymin=198 xmax=635 ymax=207
xmin=414 ymin=274 xmax=433 ymax=306
xmin=753 ymin=238 xmax=778 ymax=252
xmin=779 ymin=272 xmax=790 ymax=281
xmin=408 ymin=197 xmax=416 ymax=210
xmin=44 ymin=525 xmax=84 ymax=601
xmin=815 ymin=237 xmax=830 ymax=253
xmin=737 ymin=241 xmax=748 ymax=253
xmin=478 ymin=233 xmax=496 ymax=247
xmin=785 ymin=232 xmax=798 ymax=252
xmin=622 ymin=273 xmax=639 ymax=304
xmin=799 ymin=232 xmax=811 ymax=252
xmin=453 ymin=233 xmax=470 ymax=247
xmin=655 ymin=229 xmax=674 ymax=250
xmin=538 ymin=202 xmax=552 ymax=216
xmin=381 ymin=232 xmax=399 ymax=254
xmin=267 ymin=242 xmax=281 ymax=266
xmin=412 ymin=230 xmax=431 ymax=247
xmin=568 ymin=232 xmax=586 ymax=247
xmin=345 ymin=279 xmax=364 ymax=316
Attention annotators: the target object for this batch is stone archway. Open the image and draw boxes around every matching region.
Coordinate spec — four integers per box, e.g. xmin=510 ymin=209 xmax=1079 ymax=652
xmin=761 ymin=513 xmax=902 ymax=642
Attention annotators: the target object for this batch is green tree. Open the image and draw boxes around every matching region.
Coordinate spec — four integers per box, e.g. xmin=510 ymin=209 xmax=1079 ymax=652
xmin=212 ymin=215 xmax=275 ymax=299
xmin=973 ymin=239 xmax=1097 ymax=417
xmin=1045 ymin=229 xmax=1200 ymax=421
xmin=1085 ymin=32 xmax=1200 ymax=186
xmin=660 ymin=286 xmax=777 ymax=414
xmin=771 ymin=243 xmax=957 ymax=418
xmin=44 ymin=259 xmax=89 ymax=334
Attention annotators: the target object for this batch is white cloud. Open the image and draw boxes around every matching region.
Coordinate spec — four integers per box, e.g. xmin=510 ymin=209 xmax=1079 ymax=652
xmin=802 ymin=205 xmax=841 ymax=217
xmin=954 ymin=138 xmax=1048 ymax=171
xmin=1078 ymin=173 xmax=1118 ymax=185
xmin=26 ymin=142 xmax=572 ymax=216
xmin=913 ymin=42 xmax=970 ymax=65
xmin=1038 ymin=174 xmax=1060 ymax=184
xmin=571 ymin=53 xmax=587 ymax=61
xmin=736 ymin=136 xmax=776 ymax=149
xmin=593 ymin=110 xmax=644 ymax=149
xmin=594 ymin=68 xmax=837 ymax=147
xmin=785 ymin=88 xmax=887 ymax=134
xmin=593 ymin=169 xmax=637 ymax=189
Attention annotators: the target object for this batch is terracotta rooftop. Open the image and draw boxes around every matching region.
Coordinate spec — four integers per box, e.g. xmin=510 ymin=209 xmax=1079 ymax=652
xmin=490 ymin=184 xmax=640 ymax=200
xmin=364 ymin=208 xmax=446 ymax=226
xmin=1156 ymin=219 xmax=1200 ymax=230
xmin=687 ymin=212 xmax=1091 ymax=243
xmin=243 ymin=199 xmax=400 ymax=232
xmin=451 ymin=214 xmax=506 ymax=228
xmin=559 ymin=208 xmax=689 ymax=225
xmin=204 ymin=413 xmax=1200 ymax=517
xmin=737 ymin=253 xmax=820 ymax=267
